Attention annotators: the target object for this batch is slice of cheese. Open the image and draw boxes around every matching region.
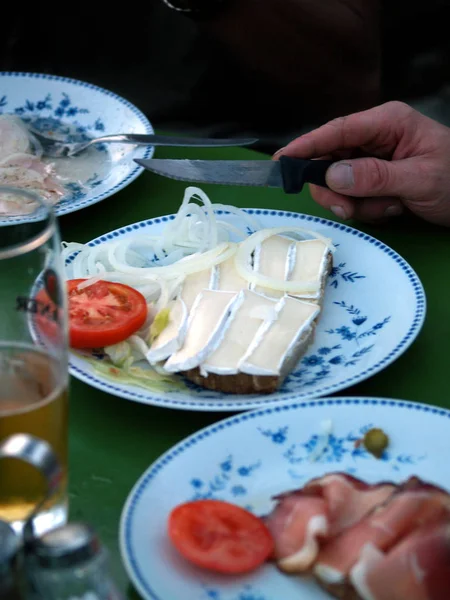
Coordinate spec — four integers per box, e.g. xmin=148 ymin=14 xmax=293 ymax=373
xmin=146 ymin=298 xmax=188 ymax=364
xmin=289 ymin=240 xmax=329 ymax=300
xmin=253 ymin=235 xmax=292 ymax=298
xmin=180 ymin=268 xmax=214 ymax=311
xmin=164 ymin=290 xmax=238 ymax=372
xmin=215 ymin=255 xmax=248 ymax=292
xmin=239 ymin=297 xmax=320 ymax=376
xmin=202 ymin=290 xmax=278 ymax=375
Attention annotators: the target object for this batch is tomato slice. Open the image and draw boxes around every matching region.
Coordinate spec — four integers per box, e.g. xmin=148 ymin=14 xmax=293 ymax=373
xmin=34 ymin=288 xmax=61 ymax=343
xmin=168 ymin=500 xmax=274 ymax=574
xmin=67 ymin=279 xmax=148 ymax=349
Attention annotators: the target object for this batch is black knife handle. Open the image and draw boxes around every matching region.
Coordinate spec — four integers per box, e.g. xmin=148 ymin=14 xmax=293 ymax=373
xmin=279 ymin=156 xmax=335 ymax=194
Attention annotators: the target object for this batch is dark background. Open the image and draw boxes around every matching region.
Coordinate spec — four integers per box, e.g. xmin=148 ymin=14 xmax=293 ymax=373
xmin=1 ymin=1 xmax=449 ymax=153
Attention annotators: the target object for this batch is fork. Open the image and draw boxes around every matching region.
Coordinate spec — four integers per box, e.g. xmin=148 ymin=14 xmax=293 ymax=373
xmin=28 ymin=129 xmax=259 ymax=159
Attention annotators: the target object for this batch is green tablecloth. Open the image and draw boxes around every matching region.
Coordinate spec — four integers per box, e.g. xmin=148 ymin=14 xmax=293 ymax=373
xmin=59 ymin=143 xmax=450 ymax=596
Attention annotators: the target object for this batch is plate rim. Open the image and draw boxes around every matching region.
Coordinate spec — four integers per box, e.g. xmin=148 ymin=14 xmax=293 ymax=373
xmin=119 ymin=395 xmax=449 ymax=600
xmin=0 ymin=70 xmax=154 ymax=216
xmin=67 ymin=209 xmax=427 ymax=411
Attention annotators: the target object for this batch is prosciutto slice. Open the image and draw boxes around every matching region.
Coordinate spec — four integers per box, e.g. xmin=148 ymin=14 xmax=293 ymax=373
xmin=265 ymin=488 xmax=328 ymax=572
xmin=350 ymin=519 xmax=450 ymax=600
xmin=303 ymin=474 xmax=396 ymax=537
xmin=313 ymin=477 xmax=450 ymax=588
xmin=265 ymin=473 xmax=396 ymax=572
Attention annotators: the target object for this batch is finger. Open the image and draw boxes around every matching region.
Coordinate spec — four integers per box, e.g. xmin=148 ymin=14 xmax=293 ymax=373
xmin=325 ymin=156 xmax=432 ymax=200
xmin=309 ymin=184 xmax=357 ymax=220
xmin=310 ymin=185 xmax=404 ymax=222
xmin=274 ymin=101 xmax=419 ymax=159
xmin=274 ymin=149 xmax=353 ymax=162
xmin=352 ymin=197 xmax=404 ymax=222
xmin=317 ymin=151 xmax=354 ymax=161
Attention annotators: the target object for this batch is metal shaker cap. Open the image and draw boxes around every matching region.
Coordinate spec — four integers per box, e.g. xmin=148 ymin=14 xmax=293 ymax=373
xmin=0 ymin=520 xmax=19 ymax=576
xmin=31 ymin=522 xmax=101 ymax=569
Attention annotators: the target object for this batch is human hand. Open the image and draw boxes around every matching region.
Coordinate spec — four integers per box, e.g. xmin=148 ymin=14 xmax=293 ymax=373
xmin=274 ymin=101 xmax=450 ymax=226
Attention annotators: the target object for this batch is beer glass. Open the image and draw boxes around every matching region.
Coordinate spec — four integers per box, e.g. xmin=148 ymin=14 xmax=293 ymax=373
xmin=0 ymin=187 xmax=68 ymax=535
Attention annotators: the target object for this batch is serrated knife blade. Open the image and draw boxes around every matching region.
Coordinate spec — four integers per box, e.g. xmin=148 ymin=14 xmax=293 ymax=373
xmin=135 ymin=156 xmax=334 ymax=194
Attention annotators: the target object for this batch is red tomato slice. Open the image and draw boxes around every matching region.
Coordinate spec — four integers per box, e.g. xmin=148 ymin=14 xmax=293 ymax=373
xmin=168 ymin=500 xmax=274 ymax=574
xmin=34 ymin=288 xmax=61 ymax=343
xmin=67 ymin=279 xmax=147 ymax=349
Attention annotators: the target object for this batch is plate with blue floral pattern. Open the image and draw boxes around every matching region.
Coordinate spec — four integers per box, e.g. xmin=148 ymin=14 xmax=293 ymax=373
xmin=68 ymin=210 xmax=426 ymax=411
xmin=0 ymin=72 xmax=153 ymax=217
xmin=120 ymin=396 xmax=450 ymax=600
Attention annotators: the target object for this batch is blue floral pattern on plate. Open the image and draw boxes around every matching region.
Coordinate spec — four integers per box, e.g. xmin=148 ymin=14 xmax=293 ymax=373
xmin=188 ymin=455 xmax=262 ymax=505
xmin=185 ymin=421 xmax=426 ymax=507
xmin=68 ymin=210 xmax=426 ymax=411
xmin=120 ymin=398 xmax=450 ymax=600
xmin=204 ymin=586 xmax=268 ymax=600
xmin=0 ymin=72 xmax=153 ymax=218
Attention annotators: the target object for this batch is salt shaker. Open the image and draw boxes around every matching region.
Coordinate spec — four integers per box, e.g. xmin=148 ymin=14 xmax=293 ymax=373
xmin=0 ymin=520 xmax=22 ymax=600
xmin=25 ymin=522 xmax=124 ymax=600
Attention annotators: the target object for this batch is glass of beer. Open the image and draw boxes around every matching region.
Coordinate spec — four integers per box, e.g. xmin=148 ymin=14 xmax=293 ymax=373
xmin=0 ymin=187 xmax=68 ymax=535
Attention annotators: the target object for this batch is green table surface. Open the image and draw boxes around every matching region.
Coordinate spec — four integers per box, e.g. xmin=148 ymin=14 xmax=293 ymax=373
xmin=59 ymin=142 xmax=450 ymax=596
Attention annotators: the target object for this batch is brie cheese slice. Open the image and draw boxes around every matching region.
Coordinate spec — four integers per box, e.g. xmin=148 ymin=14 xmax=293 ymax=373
xmin=146 ymin=297 xmax=188 ymax=364
xmin=215 ymin=255 xmax=248 ymax=292
xmin=164 ymin=290 xmax=238 ymax=372
xmin=180 ymin=268 xmax=214 ymax=311
xmin=202 ymin=290 xmax=278 ymax=375
xmin=239 ymin=297 xmax=320 ymax=375
xmin=252 ymin=235 xmax=292 ymax=298
xmin=289 ymin=240 xmax=330 ymax=300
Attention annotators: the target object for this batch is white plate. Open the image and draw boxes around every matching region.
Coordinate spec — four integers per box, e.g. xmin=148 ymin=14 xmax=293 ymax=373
xmin=67 ymin=210 xmax=426 ymax=411
xmin=120 ymin=396 xmax=450 ymax=600
xmin=0 ymin=72 xmax=153 ymax=217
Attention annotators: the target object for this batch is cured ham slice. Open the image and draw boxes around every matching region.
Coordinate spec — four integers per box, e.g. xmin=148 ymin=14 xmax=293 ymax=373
xmin=350 ymin=519 xmax=450 ymax=600
xmin=265 ymin=473 xmax=396 ymax=573
xmin=303 ymin=474 xmax=396 ymax=537
xmin=314 ymin=477 xmax=450 ymax=589
xmin=265 ymin=490 xmax=328 ymax=572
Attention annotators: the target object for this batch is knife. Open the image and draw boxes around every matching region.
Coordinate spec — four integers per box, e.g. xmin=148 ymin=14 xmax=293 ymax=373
xmin=134 ymin=156 xmax=334 ymax=193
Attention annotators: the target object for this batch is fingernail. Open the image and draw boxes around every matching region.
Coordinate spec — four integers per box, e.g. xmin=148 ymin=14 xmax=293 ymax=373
xmin=273 ymin=146 xmax=286 ymax=158
xmin=327 ymin=163 xmax=354 ymax=190
xmin=384 ymin=204 xmax=404 ymax=217
xmin=331 ymin=205 xmax=348 ymax=220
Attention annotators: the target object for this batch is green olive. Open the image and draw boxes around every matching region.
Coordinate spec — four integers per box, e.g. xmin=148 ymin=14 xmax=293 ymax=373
xmin=363 ymin=428 xmax=389 ymax=459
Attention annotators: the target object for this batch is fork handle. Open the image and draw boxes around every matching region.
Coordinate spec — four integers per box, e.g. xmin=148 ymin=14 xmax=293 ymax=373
xmin=83 ymin=134 xmax=258 ymax=148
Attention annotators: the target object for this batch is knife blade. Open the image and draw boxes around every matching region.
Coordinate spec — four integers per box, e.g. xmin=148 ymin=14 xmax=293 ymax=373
xmin=135 ymin=156 xmax=334 ymax=193
xmin=125 ymin=134 xmax=258 ymax=147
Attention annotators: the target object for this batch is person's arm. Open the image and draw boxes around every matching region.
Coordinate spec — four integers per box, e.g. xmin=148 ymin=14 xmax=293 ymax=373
xmin=275 ymin=101 xmax=450 ymax=226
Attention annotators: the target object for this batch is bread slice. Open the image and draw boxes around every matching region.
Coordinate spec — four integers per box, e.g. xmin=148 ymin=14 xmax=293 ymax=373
xmin=316 ymin=580 xmax=362 ymax=600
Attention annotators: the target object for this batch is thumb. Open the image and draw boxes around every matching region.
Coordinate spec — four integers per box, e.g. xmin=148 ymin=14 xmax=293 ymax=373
xmin=325 ymin=157 xmax=427 ymax=199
